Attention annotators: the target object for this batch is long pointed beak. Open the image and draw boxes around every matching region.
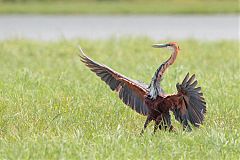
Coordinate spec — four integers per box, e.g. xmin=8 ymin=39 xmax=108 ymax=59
xmin=152 ymin=43 xmax=169 ymax=48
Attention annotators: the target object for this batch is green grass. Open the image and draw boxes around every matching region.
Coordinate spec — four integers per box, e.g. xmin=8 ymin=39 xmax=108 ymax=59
xmin=0 ymin=38 xmax=239 ymax=159
xmin=0 ymin=0 xmax=239 ymax=14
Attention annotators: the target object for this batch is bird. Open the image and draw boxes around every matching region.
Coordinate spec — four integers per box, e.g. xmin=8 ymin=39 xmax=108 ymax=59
xmin=79 ymin=42 xmax=206 ymax=134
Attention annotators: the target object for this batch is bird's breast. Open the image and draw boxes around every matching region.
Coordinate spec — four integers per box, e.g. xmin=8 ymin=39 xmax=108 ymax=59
xmin=145 ymin=96 xmax=169 ymax=112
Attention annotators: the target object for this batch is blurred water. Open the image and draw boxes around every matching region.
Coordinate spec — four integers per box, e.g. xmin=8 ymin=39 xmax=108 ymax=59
xmin=0 ymin=15 xmax=238 ymax=40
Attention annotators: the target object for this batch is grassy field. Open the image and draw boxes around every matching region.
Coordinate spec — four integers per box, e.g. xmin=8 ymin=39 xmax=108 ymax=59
xmin=0 ymin=0 xmax=239 ymax=14
xmin=0 ymin=38 xmax=239 ymax=159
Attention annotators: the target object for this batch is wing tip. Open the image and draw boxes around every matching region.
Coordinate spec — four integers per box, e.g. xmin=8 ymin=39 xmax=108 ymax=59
xmin=77 ymin=45 xmax=87 ymax=59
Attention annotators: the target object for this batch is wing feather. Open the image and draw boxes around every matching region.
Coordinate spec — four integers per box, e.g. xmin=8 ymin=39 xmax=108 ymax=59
xmin=79 ymin=47 xmax=149 ymax=115
xmin=173 ymin=73 xmax=207 ymax=127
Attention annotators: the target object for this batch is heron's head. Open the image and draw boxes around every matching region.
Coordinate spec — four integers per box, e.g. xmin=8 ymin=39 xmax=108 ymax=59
xmin=152 ymin=42 xmax=180 ymax=51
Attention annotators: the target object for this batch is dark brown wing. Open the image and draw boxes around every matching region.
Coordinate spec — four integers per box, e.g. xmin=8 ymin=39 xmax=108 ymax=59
xmin=174 ymin=73 xmax=207 ymax=127
xmin=79 ymin=47 xmax=149 ymax=115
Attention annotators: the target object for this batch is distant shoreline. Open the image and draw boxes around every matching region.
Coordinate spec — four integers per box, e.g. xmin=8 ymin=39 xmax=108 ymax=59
xmin=0 ymin=1 xmax=239 ymax=15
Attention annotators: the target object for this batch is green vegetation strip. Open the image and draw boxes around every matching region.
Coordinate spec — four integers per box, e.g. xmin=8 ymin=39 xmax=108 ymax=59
xmin=0 ymin=0 xmax=239 ymax=14
xmin=0 ymin=38 xmax=239 ymax=159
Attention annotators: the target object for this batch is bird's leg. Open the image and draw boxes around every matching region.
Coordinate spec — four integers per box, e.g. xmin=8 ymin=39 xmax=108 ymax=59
xmin=153 ymin=122 xmax=159 ymax=134
xmin=159 ymin=120 xmax=166 ymax=130
xmin=159 ymin=112 xmax=172 ymax=131
xmin=153 ymin=115 xmax=162 ymax=134
xmin=181 ymin=114 xmax=192 ymax=132
xmin=159 ymin=121 xmax=167 ymax=131
xmin=140 ymin=115 xmax=152 ymax=135
xmin=169 ymin=125 xmax=176 ymax=132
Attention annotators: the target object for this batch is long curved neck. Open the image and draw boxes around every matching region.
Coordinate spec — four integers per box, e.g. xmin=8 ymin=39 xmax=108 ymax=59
xmin=155 ymin=47 xmax=179 ymax=82
xmin=148 ymin=47 xmax=179 ymax=99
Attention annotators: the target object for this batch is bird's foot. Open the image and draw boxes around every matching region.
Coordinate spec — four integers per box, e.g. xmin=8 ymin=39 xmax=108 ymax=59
xmin=183 ymin=125 xmax=192 ymax=132
xmin=140 ymin=129 xmax=145 ymax=136
xmin=169 ymin=125 xmax=176 ymax=132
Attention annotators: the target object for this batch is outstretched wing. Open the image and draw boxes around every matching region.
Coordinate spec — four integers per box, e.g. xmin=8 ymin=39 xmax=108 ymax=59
xmin=173 ymin=73 xmax=206 ymax=127
xmin=79 ymin=47 xmax=149 ymax=115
